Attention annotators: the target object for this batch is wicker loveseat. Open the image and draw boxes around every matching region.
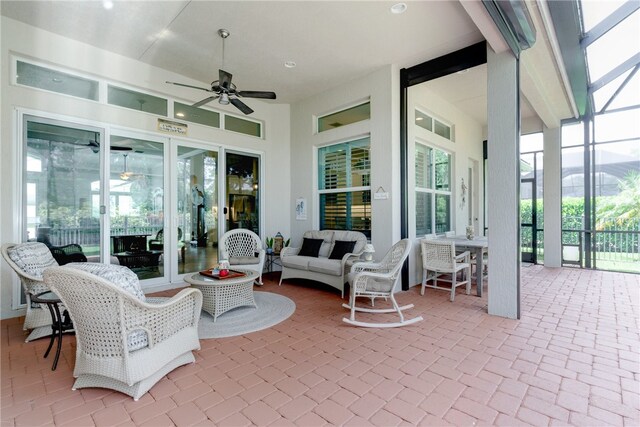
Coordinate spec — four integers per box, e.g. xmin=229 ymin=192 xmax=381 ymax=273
xmin=279 ymin=230 xmax=367 ymax=298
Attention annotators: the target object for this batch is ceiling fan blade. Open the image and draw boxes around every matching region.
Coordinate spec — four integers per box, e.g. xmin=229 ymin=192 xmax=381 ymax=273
xmin=192 ymin=96 xmax=219 ymax=108
xmin=230 ymin=97 xmax=254 ymax=115
xmin=166 ymin=81 xmax=211 ymax=92
xmin=111 ymin=146 xmax=133 ymax=151
xmin=219 ymin=70 xmax=233 ymax=90
xmin=237 ymin=91 xmax=277 ymax=100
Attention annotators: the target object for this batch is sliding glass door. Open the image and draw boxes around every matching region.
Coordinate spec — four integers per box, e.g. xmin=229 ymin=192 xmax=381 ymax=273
xmin=108 ymin=134 xmax=166 ymax=281
xmin=225 ymin=152 xmax=260 ymax=235
xmin=174 ymin=144 xmax=220 ymax=277
xmin=23 ymin=116 xmax=104 ymax=263
xmin=20 ymin=114 xmax=263 ymax=290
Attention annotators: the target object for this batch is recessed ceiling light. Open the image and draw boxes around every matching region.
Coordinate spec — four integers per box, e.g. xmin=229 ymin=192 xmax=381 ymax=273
xmin=390 ymin=3 xmax=407 ymax=14
xmin=284 ymin=61 xmax=297 ymax=69
xmin=157 ymin=29 xmax=171 ymax=39
xmin=176 ymin=112 xmax=185 ymax=117
xmin=103 ymin=0 xmax=114 ymax=10
xmin=456 ymin=69 xmax=470 ymax=74
xmin=416 ymin=117 xmax=423 ymax=121
xmin=52 ymin=78 xmax=63 ymax=83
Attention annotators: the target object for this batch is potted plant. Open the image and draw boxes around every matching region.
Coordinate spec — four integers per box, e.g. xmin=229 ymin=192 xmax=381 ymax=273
xmin=266 ymin=237 xmax=274 ymax=254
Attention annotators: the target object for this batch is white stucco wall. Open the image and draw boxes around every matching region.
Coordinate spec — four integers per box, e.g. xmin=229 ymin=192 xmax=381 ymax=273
xmin=406 ymin=84 xmax=485 ymax=286
xmin=289 ymin=65 xmax=401 ymax=259
xmin=0 ymin=17 xmax=291 ymax=319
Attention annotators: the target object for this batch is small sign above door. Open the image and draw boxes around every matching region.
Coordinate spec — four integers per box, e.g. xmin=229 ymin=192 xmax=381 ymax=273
xmin=158 ymin=118 xmax=187 ymax=135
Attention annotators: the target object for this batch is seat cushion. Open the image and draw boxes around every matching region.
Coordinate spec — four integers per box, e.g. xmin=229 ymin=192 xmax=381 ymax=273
xmin=298 ymin=238 xmax=324 ymax=257
xmin=364 ymin=277 xmax=393 ymax=293
xmin=125 ymin=296 xmax=170 ymax=352
xmin=281 ymin=255 xmax=311 ymax=270
xmin=329 ymin=240 xmax=356 ymax=260
xmin=127 ymin=330 xmax=149 ymax=352
xmin=65 ymin=263 xmax=145 ymax=301
xmin=308 ymin=258 xmax=343 ymax=276
xmin=230 ymin=256 xmax=260 ymax=266
xmin=348 ymin=273 xmax=393 ymax=292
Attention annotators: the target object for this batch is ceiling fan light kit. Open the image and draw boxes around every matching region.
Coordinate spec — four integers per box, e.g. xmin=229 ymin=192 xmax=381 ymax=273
xmin=166 ymin=29 xmax=276 ymax=115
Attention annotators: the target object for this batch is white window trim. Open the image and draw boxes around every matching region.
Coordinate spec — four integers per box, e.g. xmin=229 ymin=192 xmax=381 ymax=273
xmin=414 ymin=141 xmax=453 ymax=236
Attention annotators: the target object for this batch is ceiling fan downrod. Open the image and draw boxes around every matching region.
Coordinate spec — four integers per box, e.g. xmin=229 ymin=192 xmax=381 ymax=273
xmin=218 ymin=29 xmax=229 ymax=71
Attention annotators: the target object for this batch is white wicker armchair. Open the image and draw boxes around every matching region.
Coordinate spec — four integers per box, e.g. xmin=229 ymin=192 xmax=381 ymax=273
xmin=1 ymin=242 xmax=61 ymax=342
xmin=343 ymin=239 xmax=423 ymax=328
xmin=219 ymin=229 xmax=265 ymax=285
xmin=44 ymin=266 xmax=202 ymax=401
xmin=421 ymin=239 xmax=471 ymax=302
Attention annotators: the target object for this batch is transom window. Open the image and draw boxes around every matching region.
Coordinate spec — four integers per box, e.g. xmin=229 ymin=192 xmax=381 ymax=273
xmin=415 ymin=109 xmax=453 ymax=141
xmin=317 ymin=102 xmax=370 ymax=133
xmin=16 ymin=60 xmax=99 ymax=101
xmin=415 ymin=143 xmax=452 ymax=235
xmin=14 ymin=58 xmax=265 ymax=139
xmin=318 ymin=137 xmax=371 ymax=237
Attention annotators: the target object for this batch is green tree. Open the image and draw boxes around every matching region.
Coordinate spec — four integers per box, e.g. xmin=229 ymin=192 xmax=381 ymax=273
xmin=596 ymin=171 xmax=640 ymax=228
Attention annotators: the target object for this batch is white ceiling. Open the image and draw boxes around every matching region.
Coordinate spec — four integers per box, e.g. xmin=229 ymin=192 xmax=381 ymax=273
xmin=1 ymin=1 xmax=543 ymax=125
xmin=1 ymin=1 xmax=482 ymax=99
xmin=423 ymin=64 xmax=537 ymax=125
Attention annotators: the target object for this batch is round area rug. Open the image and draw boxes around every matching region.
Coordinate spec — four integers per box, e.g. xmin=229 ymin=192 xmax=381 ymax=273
xmin=198 ymin=291 xmax=295 ymax=339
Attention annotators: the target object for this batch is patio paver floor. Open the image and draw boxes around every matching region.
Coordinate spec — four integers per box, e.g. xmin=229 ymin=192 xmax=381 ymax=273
xmin=1 ymin=265 xmax=639 ymax=426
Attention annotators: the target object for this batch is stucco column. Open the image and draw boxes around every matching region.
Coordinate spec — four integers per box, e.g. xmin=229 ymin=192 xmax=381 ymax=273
xmin=543 ymin=125 xmax=562 ymax=267
xmin=487 ymin=46 xmax=520 ymax=319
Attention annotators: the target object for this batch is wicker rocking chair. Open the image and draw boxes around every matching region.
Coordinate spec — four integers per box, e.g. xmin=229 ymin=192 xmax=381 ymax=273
xmin=219 ymin=229 xmax=265 ymax=285
xmin=342 ymin=239 xmax=423 ymax=328
xmin=44 ymin=266 xmax=202 ymax=401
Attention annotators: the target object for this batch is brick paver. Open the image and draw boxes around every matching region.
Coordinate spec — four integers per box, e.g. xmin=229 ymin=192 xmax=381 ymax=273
xmin=1 ymin=266 xmax=639 ymax=426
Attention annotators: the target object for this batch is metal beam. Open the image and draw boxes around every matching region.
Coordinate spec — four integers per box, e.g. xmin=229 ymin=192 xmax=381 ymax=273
xmin=590 ymin=52 xmax=640 ymax=92
xmin=547 ymin=0 xmax=589 ymax=117
xmin=599 ymin=65 xmax=639 ymax=114
xmin=581 ymin=0 xmax=640 ymax=48
xmin=401 ymin=42 xmax=487 ymax=87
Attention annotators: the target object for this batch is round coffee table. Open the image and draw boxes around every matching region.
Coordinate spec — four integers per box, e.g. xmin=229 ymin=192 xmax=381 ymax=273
xmin=185 ymin=270 xmax=258 ymax=322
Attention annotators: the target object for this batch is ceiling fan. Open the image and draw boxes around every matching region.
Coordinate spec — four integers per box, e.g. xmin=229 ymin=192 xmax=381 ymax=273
xmin=70 ymin=139 xmax=133 ymax=154
xmin=166 ymin=29 xmax=276 ymax=115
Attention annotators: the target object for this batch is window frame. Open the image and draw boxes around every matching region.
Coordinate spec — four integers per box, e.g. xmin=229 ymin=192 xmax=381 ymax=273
xmin=317 ymin=137 xmax=371 ymax=236
xmin=316 ymin=100 xmax=371 ymax=134
xmin=414 ymin=107 xmax=455 ymax=142
xmin=414 ymin=141 xmax=453 ymax=236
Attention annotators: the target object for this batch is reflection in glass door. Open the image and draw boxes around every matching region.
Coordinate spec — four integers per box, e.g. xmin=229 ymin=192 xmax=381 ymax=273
xmin=109 ymin=135 xmax=165 ymax=280
xmin=23 ymin=117 xmax=103 ymax=264
xmin=176 ymin=145 xmax=219 ymax=275
xmin=226 ymin=152 xmax=260 ymax=235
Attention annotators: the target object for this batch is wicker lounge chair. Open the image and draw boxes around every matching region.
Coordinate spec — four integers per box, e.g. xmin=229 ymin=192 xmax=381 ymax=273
xmin=44 ymin=266 xmax=202 ymax=401
xmin=219 ymin=229 xmax=265 ymax=285
xmin=2 ymin=242 xmax=63 ymax=341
